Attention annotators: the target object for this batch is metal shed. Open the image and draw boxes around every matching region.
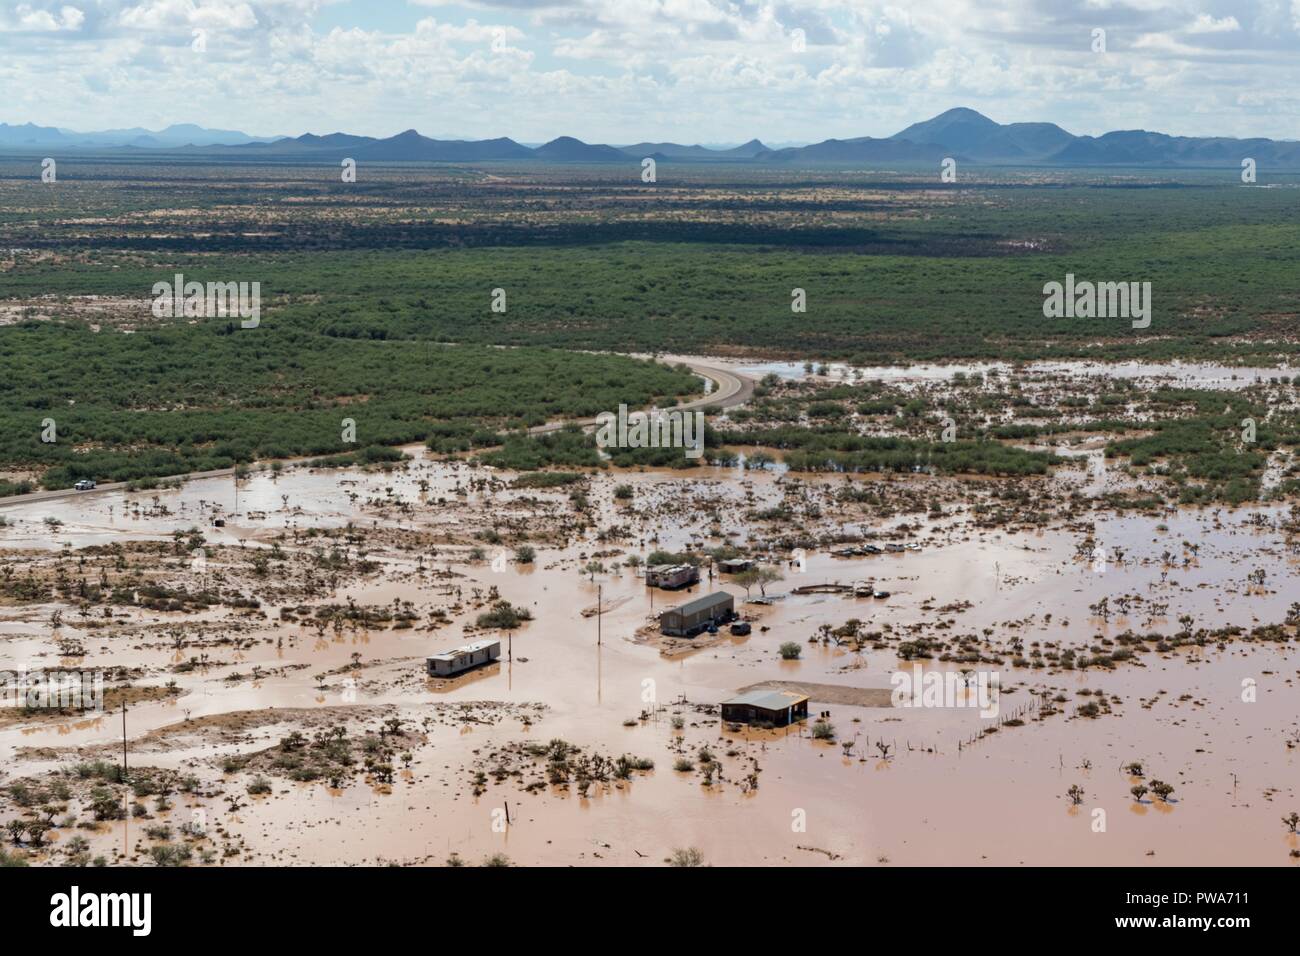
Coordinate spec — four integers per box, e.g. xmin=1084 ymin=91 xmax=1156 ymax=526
xmin=659 ymin=591 xmax=734 ymax=637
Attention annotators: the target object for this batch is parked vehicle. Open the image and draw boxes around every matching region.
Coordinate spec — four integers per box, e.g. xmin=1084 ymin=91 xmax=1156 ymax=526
xmin=73 ymin=479 xmax=96 ymax=491
xmin=729 ymin=621 xmax=751 ymax=636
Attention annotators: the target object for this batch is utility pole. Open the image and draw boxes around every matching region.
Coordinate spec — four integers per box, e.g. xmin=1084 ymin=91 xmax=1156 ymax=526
xmin=597 ymin=583 xmax=602 ymax=646
xmin=121 ymin=701 xmax=128 ymax=779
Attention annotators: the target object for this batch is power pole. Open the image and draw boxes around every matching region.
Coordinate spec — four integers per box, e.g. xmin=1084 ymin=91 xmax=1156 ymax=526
xmin=121 ymin=701 xmax=128 ymax=779
xmin=597 ymin=583 xmax=602 ymax=646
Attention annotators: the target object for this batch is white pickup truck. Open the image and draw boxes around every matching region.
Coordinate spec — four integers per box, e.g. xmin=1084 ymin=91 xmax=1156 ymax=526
xmin=73 ymin=479 xmax=96 ymax=491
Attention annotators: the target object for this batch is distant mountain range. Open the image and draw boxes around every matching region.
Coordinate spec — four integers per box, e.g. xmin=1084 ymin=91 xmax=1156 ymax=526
xmin=4 ymin=108 xmax=1299 ymax=167
xmin=0 ymin=121 xmax=278 ymax=149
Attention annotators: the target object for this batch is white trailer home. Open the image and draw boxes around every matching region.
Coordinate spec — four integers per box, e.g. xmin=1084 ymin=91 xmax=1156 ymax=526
xmin=426 ymin=639 xmax=501 ymax=677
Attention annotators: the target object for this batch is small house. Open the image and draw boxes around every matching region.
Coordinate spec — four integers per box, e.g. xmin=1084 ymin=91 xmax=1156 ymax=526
xmin=426 ymin=639 xmax=501 ymax=678
xmin=718 ymin=558 xmax=753 ymax=573
xmin=659 ymin=591 xmax=734 ymax=637
xmin=720 ymin=689 xmax=809 ymax=727
xmin=646 ymin=563 xmax=699 ymax=590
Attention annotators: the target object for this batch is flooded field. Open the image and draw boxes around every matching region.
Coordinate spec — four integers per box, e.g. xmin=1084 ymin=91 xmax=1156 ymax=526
xmin=2 ymin=359 xmax=1297 ymax=868
xmin=736 ymin=358 xmax=1300 ymax=391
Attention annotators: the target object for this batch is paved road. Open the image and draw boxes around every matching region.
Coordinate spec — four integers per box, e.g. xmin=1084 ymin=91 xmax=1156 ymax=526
xmin=0 ymin=359 xmax=755 ymax=510
xmin=529 ymin=358 xmax=753 ymax=433
xmin=0 ymin=466 xmax=238 ymax=510
xmin=680 ymin=360 xmax=753 ymax=411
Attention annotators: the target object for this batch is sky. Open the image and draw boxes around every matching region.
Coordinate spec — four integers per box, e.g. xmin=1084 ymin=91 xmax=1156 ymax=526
xmin=0 ymin=0 xmax=1297 ymax=144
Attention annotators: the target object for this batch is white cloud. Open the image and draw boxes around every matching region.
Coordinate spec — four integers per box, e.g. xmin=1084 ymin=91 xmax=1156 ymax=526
xmin=1187 ymin=13 xmax=1240 ymax=33
xmin=118 ymin=0 xmax=259 ymax=31
xmin=2 ymin=3 xmax=86 ymax=31
xmin=2 ymin=1 xmax=1299 ymax=142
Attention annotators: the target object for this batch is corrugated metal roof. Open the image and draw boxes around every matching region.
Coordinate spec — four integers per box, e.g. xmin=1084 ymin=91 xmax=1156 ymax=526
xmin=721 ymin=689 xmax=808 ymax=711
xmin=664 ymin=591 xmax=733 ymax=617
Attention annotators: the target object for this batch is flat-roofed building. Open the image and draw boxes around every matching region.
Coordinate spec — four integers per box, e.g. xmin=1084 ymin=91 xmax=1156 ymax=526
xmin=720 ymin=689 xmax=809 ymax=727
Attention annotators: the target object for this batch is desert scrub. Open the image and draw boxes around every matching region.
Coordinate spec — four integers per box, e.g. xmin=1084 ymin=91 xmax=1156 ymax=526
xmin=616 ymin=755 xmax=654 ymax=777
xmin=246 ymin=775 xmax=272 ymax=795
xmin=221 ymin=755 xmax=248 ymax=774
xmin=779 ymin=641 xmax=802 ymax=660
xmin=90 ymin=787 xmax=126 ymax=821
xmin=148 ymin=843 xmax=193 ymax=867
xmin=667 ymin=847 xmax=705 ymax=867
xmin=811 ymin=720 xmax=836 ymax=741
xmin=73 ymin=760 xmax=124 ymax=783
xmin=476 ymin=601 xmax=533 ymax=629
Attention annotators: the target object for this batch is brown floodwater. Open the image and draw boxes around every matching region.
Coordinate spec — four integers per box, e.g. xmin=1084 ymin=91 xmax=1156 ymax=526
xmin=2 ymin=365 xmax=1298 ymax=867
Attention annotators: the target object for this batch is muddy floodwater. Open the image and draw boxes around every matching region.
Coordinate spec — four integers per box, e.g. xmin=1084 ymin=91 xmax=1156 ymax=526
xmin=1 ymin=359 xmax=1298 ymax=867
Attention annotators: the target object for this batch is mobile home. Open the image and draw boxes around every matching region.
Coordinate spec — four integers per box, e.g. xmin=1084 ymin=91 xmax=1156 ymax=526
xmin=645 ymin=563 xmax=699 ymax=589
xmin=426 ymin=639 xmax=501 ymax=678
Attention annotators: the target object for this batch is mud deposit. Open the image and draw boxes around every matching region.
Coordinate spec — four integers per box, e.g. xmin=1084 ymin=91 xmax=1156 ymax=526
xmin=2 ymin=361 xmax=1298 ymax=867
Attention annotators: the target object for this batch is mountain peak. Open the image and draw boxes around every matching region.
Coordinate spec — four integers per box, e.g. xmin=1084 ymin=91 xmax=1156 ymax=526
xmin=888 ymin=107 xmax=1073 ymax=161
xmin=534 ymin=136 xmax=626 ymax=161
xmin=929 ymin=107 xmax=998 ymax=126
